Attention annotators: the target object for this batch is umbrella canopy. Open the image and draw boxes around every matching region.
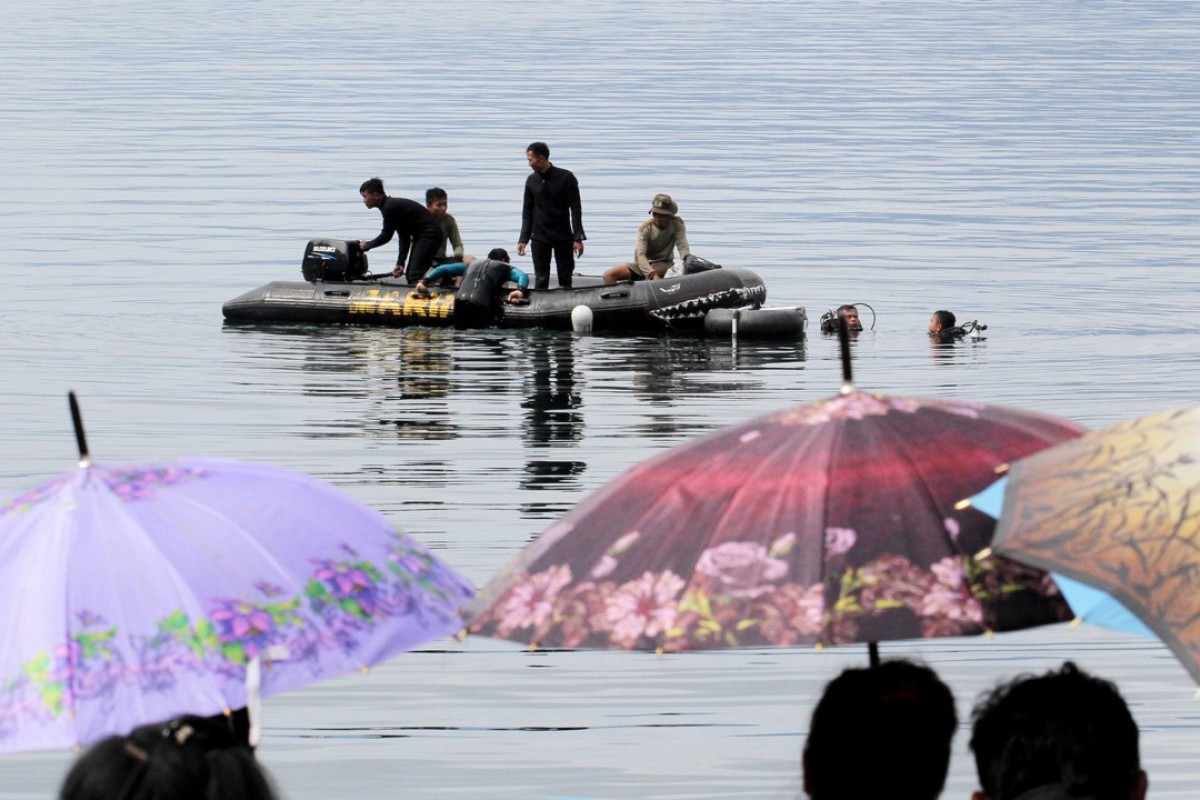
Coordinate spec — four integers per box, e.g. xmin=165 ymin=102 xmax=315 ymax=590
xmin=0 ymin=457 xmax=475 ymax=753
xmin=465 ymin=389 xmax=1083 ymax=652
xmin=966 ymin=478 xmax=1153 ymax=638
xmin=981 ymin=404 xmax=1200 ymax=681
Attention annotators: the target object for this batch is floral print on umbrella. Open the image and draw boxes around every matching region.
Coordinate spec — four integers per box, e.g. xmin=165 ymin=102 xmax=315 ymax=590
xmin=469 ymin=529 xmax=1069 ymax=651
xmin=0 ymin=465 xmax=205 ymax=517
xmin=1 ymin=532 xmax=472 ymax=733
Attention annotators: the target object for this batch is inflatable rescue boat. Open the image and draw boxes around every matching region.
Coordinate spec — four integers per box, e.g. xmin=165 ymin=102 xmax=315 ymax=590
xmin=222 ymin=239 xmax=802 ymax=336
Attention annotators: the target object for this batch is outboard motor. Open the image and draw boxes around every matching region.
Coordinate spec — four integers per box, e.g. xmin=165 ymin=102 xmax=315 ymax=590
xmin=301 ymin=238 xmax=368 ymax=282
xmin=454 ymin=258 xmax=514 ymax=329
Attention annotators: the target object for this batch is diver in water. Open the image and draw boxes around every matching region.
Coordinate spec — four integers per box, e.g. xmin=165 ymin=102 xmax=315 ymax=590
xmin=820 ymin=303 xmax=870 ymax=334
xmin=929 ymin=309 xmax=957 ymax=340
xmin=929 ymin=310 xmax=987 ymax=342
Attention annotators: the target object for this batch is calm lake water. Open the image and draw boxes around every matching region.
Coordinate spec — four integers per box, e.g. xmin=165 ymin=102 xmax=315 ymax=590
xmin=3 ymin=1 xmax=1199 ymax=798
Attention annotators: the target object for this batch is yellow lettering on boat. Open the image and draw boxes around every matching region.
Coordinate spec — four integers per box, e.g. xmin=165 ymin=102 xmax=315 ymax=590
xmin=348 ymin=289 xmax=453 ymax=319
xmin=402 ymin=292 xmax=454 ymax=319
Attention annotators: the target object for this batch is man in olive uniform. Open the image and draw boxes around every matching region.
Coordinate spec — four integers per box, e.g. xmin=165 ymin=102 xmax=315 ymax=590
xmin=603 ymin=193 xmax=691 ymax=285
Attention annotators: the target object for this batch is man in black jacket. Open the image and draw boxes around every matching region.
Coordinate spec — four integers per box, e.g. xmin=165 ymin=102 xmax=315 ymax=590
xmin=357 ymin=177 xmax=441 ymax=283
xmin=517 ymin=142 xmax=586 ymax=290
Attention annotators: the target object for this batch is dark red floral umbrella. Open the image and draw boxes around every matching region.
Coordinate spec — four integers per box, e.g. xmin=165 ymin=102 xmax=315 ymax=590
xmin=466 ymin=345 xmax=1084 ymax=654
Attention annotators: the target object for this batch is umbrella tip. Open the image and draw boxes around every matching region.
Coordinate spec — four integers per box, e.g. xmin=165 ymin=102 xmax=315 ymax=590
xmin=974 ymin=547 xmax=993 ymax=561
xmin=954 ymin=498 xmax=972 ymax=511
xmin=995 ymin=463 xmax=1010 ymax=475
xmin=68 ymin=391 xmax=91 ymax=468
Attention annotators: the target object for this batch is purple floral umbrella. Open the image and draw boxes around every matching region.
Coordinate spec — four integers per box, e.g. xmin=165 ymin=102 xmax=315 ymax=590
xmin=0 ymin=395 xmax=474 ymax=754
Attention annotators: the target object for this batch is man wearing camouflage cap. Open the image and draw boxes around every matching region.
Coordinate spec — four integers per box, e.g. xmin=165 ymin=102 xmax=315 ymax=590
xmin=602 ymin=193 xmax=691 ymax=285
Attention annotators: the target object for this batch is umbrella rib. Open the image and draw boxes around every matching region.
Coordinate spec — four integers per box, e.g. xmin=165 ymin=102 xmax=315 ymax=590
xmin=874 ymin=418 xmax=993 ymax=634
xmin=167 ymin=491 xmax=301 ymax=597
xmin=90 ymin=471 xmax=234 ymax=728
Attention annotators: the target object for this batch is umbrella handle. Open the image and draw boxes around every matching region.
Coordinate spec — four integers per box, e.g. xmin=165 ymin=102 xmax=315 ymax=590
xmin=68 ymin=391 xmax=91 ymax=466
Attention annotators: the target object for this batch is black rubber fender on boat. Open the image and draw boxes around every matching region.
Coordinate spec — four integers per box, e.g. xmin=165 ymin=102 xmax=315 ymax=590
xmin=703 ymin=307 xmax=806 ymax=339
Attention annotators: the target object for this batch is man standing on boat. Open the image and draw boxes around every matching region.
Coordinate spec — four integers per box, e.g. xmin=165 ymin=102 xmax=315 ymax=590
xmin=357 ymin=178 xmax=442 ymax=284
xmin=517 ymin=142 xmax=586 ymax=290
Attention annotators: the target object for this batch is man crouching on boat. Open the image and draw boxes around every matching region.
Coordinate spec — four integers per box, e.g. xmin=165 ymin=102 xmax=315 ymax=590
xmin=356 ymin=177 xmax=442 ymax=284
xmin=603 ymin=193 xmax=690 ymax=285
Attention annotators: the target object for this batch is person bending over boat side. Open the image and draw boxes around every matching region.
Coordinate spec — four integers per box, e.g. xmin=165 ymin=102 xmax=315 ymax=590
xmin=603 ymin=193 xmax=690 ymax=285
xmin=517 ymin=141 xmax=586 ymax=290
xmin=416 ymin=247 xmax=530 ymax=305
xmin=426 ymin=186 xmax=476 ymax=267
xmin=357 ymin=177 xmax=442 ymax=284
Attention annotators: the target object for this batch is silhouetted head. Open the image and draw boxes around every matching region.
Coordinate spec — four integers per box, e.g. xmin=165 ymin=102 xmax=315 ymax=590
xmin=58 ymin=714 xmax=279 ymax=800
xmin=969 ymin=661 xmax=1146 ymax=800
xmin=804 ymin=659 xmax=957 ymax=800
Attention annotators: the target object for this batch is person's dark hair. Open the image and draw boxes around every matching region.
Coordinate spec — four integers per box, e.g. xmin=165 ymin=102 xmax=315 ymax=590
xmin=836 ymin=304 xmax=857 ymax=317
xmin=804 ymin=659 xmax=957 ymax=800
xmin=359 ymin=177 xmax=385 ymax=195
xmin=487 ymin=247 xmax=511 ymax=262
xmin=58 ymin=714 xmax=279 ymax=800
xmin=526 ymin=141 xmax=550 ymax=159
xmin=425 ymin=186 xmax=447 ymax=204
xmin=933 ymin=309 xmax=956 ymax=328
xmin=969 ymin=662 xmax=1142 ymax=800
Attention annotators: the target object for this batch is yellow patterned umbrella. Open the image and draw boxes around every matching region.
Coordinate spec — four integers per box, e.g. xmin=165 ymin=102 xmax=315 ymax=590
xmin=987 ymin=404 xmax=1200 ymax=682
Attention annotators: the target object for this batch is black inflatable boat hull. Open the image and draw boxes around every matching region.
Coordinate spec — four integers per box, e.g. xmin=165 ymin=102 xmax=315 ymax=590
xmin=222 ymin=268 xmax=768 ymax=332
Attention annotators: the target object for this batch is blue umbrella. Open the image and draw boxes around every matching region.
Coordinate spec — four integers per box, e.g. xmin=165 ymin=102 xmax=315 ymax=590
xmin=967 ymin=477 xmax=1153 ymax=639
